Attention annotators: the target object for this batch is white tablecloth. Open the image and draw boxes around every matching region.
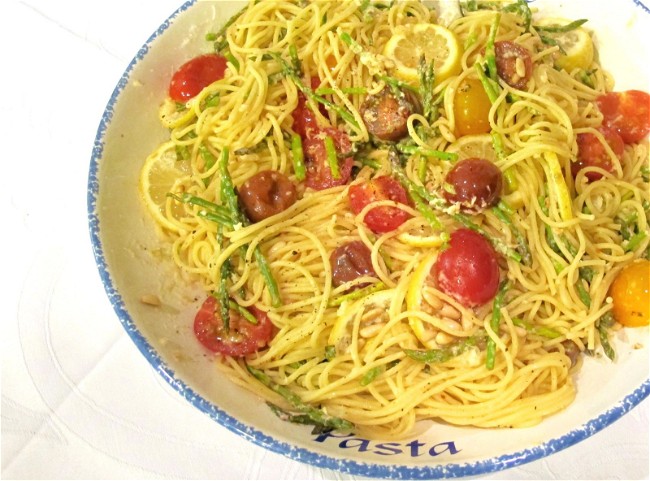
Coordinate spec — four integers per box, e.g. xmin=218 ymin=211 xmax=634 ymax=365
xmin=3 ymin=0 xmax=648 ymax=479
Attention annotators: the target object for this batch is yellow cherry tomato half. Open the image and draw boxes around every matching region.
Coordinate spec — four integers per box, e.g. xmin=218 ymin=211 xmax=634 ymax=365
xmin=609 ymin=259 xmax=650 ymax=327
xmin=453 ymin=78 xmax=492 ymax=137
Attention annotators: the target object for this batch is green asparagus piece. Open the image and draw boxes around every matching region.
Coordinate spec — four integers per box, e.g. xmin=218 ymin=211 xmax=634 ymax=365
xmin=502 ymin=0 xmax=532 ymax=32
xmin=216 ymin=225 xmax=232 ymax=331
xmin=167 ymin=193 xmax=235 ymax=228
xmin=209 ymin=3 xmax=249 ymax=51
xmin=475 ymin=62 xmax=500 ymax=104
xmin=418 ymin=55 xmax=436 ymax=123
xmin=328 ymin=282 xmax=387 ymax=307
xmin=288 ymin=44 xmax=301 ymax=74
xmin=511 ymin=317 xmax=561 ymax=339
xmin=323 ymin=135 xmax=341 ymax=179
xmin=485 ymin=12 xmax=502 ymax=82
xmin=219 ymin=147 xmax=282 ymax=307
xmin=486 ymin=280 xmax=510 ymax=369
xmin=388 ymin=154 xmax=443 ymax=229
xmin=228 ymin=300 xmax=258 ymax=325
xmin=395 ymin=143 xmax=458 ymax=162
xmin=314 ymin=86 xmax=367 ymax=95
xmin=324 ymin=345 xmax=336 ymax=361
xmin=404 ymin=336 xmax=482 ymax=363
xmin=597 ymin=313 xmax=616 ymax=361
xmin=271 ymin=52 xmax=360 ymax=129
xmin=491 ymin=202 xmax=532 ymax=265
xmin=624 ymin=232 xmax=648 ymax=252
xmin=534 ymin=18 xmax=588 ymax=34
xmin=360 ymin=366 xmax=384 ymax=386
xmin=247 ymin=365 xmax=354 ymax=432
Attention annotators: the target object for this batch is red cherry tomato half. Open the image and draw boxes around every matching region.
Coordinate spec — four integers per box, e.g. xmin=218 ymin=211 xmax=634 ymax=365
xmin=169 ymin=54 xmax=228 ymax=102
xmin=572 ymin=126 xmax=624 ymax=182
xmin=596 ymin=90 xmax=650 ymax=144
xmin=193 ymin=296 xmax=273 ymax=357
xmin=303 ymin=127 xmax=354 ymax=190
xmin=349 ymin=176 xmax=412 ymax=233
xmin=434 ymin=228 xmax=500 ymax=307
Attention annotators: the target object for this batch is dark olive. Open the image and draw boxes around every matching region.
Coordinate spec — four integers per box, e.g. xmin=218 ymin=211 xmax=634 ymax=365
xmin=443 ymin=157 xmax=503 ymax=213
xmin=360 ymin=87 xmax=420 ymax=141
xmin=238 ymin=170 xmax=297 ymax=222
xmin=329 ymin=241 xmax=376 ymax=288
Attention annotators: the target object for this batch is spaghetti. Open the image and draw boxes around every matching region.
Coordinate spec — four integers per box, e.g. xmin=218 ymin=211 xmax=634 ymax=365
xmin=140 ymin=0 xmax=649 ymax=439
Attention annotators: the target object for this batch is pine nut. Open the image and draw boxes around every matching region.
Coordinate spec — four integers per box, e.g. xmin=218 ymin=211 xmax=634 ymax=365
xmin=422 ymin=286 xmax=443 ymax=310
xmin=439 ymin=303 xmax=461 ymax=320
xmin=140 ymin=294 xmax=161 ymax=306
xmin=435 ymin=331 xmax=455 ymax=345
xmin=359 ymin=322 xmax=386 ymax=338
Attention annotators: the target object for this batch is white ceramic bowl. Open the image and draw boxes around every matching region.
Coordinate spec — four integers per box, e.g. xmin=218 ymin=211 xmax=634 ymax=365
xmin=88 ymin=1 xmax=650 ymax=478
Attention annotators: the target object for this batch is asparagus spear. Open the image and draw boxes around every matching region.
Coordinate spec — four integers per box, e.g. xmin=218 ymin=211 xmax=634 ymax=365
xmin=216 ymin=224 xmax=232 ymax=331
xmin=247 ymin=365 xmax=354 ymax=432
xmin=597 ymin=312 xmax=616 ymax=361
xmin=167 ymin=193 xmax=235 ymax=228
xmin=491 ymin=201 xmax=532 ymax=265
xmin=328 ymin=281 xmax=387 ymax=307
xmin=486 ymin=280 xmax=510 ymax=369
xmin=323 ymin=135 xmax=341 ymax=179
xmin=270 ymin=52 xmax=360 ymax=129
xmin=485 ymin=12 xmax=502 ymax=82
xmin=418 ymin=56 xmax=436 ymax=123
xmin=218 ymin=147 xmax=282 ymax=307
xmin=511 ymin=317 xmax=561 ymax=339
xmin=404 ymin=335 xmax=482 ymax=363
xmin=395 ymin=143 xmax=458 ymax=162
xmin=360 ymin=366 xmax=384 ymax=386
xmin=388 ymin=151 xmax=443 ymax=229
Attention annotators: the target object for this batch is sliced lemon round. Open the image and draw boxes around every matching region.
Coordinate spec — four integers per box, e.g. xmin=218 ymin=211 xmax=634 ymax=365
xmin=139 ymin=141 xmax=191 ymax=230
xmin=537 ymin=19 xmax=594 ymax=72
xmin=405 ymin=250 xmax=440 ymax=348
xmin=382 ymin=23 xmax=462 ymax=85
xmin=447 ymin=133 xmax=497 ymax=162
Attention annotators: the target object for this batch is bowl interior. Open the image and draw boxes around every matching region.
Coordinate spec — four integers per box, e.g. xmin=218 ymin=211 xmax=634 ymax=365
xmin=88 ymin=1 xmax=650 ymax=478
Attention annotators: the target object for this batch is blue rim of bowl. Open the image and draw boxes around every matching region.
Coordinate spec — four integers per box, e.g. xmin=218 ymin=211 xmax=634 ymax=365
xmin=87 ymin=1 xmax=650 ymax=478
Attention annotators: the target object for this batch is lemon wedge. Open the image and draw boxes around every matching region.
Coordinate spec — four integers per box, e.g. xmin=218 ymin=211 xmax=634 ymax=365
xmin=139 ymin=141 xmax=191 ymax=231
xmin=383 ymin=24 xmax=462 ymax=85
xmin=543 ymin=151 xmax=573 ymax=222
xmin=537 ymin=19 xmax=594 ymax=72
xmin=399 ymin=231 xmax=448 ymax=248
xmin=405 ymin=250 xmax=440 ymax=348
xmin=447 ymin=134 xmax=498 ymax=162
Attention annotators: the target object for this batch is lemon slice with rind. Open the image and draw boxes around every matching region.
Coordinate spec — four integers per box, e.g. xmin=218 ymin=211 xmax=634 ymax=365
xmin=139 ymin=141 xmax=192 ymax=231
xmin=383 ymin=24 xmax=462 ymax=85
xmin=447 ymin=134 xmax=498 ymax=162
xmin=536 ymin=18 xmax=594 ymax=72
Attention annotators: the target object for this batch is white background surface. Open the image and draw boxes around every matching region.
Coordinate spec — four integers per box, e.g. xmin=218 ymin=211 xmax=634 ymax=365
xmin=2 ymin=0 xmax=649 ymax=479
